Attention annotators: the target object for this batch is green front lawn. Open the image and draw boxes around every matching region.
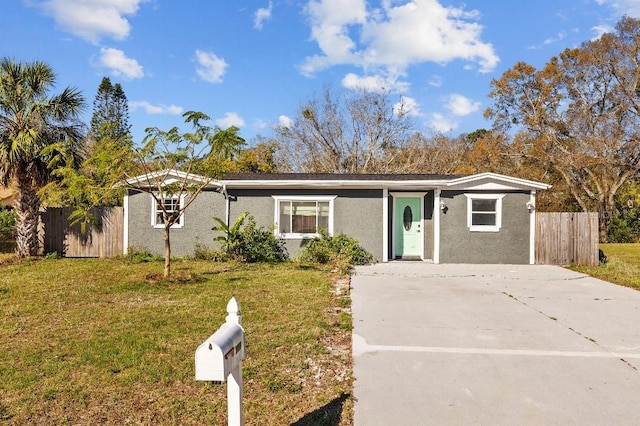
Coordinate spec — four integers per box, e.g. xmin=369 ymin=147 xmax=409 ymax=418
xmin=570 ymin=243 xmax=640 ymax=290
xmin=0 ymin=259 xmax=353 ymax=425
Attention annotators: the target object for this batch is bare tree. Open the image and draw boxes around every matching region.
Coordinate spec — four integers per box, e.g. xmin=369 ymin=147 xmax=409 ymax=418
xmin=486 ymin=16 xmax=640 ymax=241
xmin=275 ymin=88 xmax=415 ymax=173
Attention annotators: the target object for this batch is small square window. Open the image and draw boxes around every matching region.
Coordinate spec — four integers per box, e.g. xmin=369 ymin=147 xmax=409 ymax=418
xmin=465 ymin=194 xmax=504 ymax=232
xmin=152 ymin=194 xmax=184 ymax=228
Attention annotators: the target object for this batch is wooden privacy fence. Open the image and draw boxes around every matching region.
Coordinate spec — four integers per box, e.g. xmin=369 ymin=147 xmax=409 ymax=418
xmin=535 ymin=212 xmax=599 ymax=266
xmin=41 ymin=207 xmax=124 ymax=258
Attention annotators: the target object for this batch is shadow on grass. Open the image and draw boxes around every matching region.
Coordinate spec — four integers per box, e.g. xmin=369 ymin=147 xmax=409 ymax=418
xmin=290 ymin=392 xmax=351 ymax=426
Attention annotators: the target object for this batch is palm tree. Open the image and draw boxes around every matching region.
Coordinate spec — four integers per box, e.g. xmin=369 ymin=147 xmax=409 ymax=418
xmin=0 ymin=58 xmax=85 ymax=257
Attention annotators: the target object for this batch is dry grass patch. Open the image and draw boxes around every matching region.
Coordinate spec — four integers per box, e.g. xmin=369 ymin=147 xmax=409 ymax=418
xmin=0 ymin=259 xmax=353 ymax=425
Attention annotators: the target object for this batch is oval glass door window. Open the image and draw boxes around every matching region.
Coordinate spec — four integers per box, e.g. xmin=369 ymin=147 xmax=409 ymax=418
xmin=403 ymin=206 xmax=413 ymax=231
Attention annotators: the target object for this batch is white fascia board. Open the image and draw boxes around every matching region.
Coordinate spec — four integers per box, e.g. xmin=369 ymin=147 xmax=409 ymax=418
xmin=220 ymin=179 xmax=452 ymax=190
xmin=445 ymin=172 xmax=551 ymax=191
xmin=124 ymin=169 xmax=222 ymax=189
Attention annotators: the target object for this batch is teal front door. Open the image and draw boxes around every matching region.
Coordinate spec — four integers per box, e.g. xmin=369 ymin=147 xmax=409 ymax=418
xmin=395 ymin=197 xmax=422 ymax=258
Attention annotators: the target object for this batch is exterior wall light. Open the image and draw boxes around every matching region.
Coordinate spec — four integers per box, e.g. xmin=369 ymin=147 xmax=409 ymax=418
xmin=526 ymin=201 xmax=535 ymax=212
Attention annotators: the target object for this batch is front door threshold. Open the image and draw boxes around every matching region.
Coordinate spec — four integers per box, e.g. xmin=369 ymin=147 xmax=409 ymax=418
xmin=394 ymin=256 xmax=423 ymax=261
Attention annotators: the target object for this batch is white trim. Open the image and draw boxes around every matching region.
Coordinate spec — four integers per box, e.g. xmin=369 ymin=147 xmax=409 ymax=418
xmin=123 ymin=192 xmax=129 ymax=255
xmin=382 ymin=188 xmax=389 ymax=262
xmin=433 ymin=189 xmax=441 ymax=264
xmin=151 ymin=193 xmax=186 ymax=229
xmin=529 ymin=191 xmax=536 ymax=265
xmin=464 ymin=193 xmax=505 ymax=232
xmin=447 ymin=172 xmax=551 ymax=191
xmin=223 ymin=179 xmax=452 ymax=190
xmin=125 ymin=169 xmax=221 ymax=189
xmin=271 ymin=195 xmax=336 ymax=239
xmin=390 ymin=192 xmax=426 ymax=260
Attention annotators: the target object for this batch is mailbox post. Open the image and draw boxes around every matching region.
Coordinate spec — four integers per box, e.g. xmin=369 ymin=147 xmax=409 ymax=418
xmin=195 ymin=297 xmax=245 ymax=426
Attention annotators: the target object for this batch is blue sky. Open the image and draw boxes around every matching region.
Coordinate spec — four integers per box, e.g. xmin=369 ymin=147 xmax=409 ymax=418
xmin=4 ymin=0 xmax=640 ymax=145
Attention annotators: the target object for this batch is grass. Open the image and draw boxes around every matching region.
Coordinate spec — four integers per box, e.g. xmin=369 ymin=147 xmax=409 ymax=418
xmin=0 ymin=258 xmax=353 ymax=425
xmin=570 ymin=243 xmax=640 ymax=290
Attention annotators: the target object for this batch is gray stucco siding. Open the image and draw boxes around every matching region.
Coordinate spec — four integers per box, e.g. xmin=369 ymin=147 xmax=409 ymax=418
xmin=227 ymin=189 xmax=384 ymax=261
xmin=439 ymin=190 xmax=531 ymax=264
xmin=126 ymin=189 xmax=226 ymax=257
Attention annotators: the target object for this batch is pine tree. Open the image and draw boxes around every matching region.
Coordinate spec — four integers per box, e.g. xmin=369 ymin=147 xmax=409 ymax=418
xmin=90 ymin=77 xmax=130 ymax=140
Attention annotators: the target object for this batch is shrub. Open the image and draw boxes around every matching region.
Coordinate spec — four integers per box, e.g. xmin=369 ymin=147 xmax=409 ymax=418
xmin=124 ymin=247 xmax=163 ymax=262
xmin=608 ymin=211 xmax=640 ymax=243
xmin=212 ymin=213 xmax=288 ymax=263
xmin=299 ymin=231 xmax=374 ymax=273
xmin=192 ymin=242 xmax=223 ymax=261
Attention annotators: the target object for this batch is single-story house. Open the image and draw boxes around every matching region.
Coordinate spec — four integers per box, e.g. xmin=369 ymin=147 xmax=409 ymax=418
xmin=123 ymin=171 xmax=551 ymax=264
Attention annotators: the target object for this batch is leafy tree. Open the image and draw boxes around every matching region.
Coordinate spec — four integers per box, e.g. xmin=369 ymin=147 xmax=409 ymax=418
xmin=121 ymin=111 xmax=245 ymax=278
xmin=608 ymin=178 xmax=640 ymax=242
xmin=221 ymin=139 xmax=278 ymax=173
xmin=457 ymin=130 xmax=514 ymax=175
xmin=41 ymin=77 xmax=134 ymax=222
xmin=39 ymin=131 xmax=135 ymax=230
xmin=0 ymin=58 xmax=85 ymax=257
xmin=486 ymin=16 xmax=640 ymax=241
xmin=90 ymin=77 xmax=130 ymax=141
xmin=275 ymin=88 xmax=415 ymax=173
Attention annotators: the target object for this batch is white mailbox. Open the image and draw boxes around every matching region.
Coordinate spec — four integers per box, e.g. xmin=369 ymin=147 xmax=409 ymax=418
xmin=195 ymin=297 xmax=245 ymax=426
xmin=195 ymin=321 xmax=245 ymax=382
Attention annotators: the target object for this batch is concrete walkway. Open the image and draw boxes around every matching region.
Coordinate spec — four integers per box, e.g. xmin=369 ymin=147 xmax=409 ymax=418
xmin=351 ymin=263 xmax=640 ymax=425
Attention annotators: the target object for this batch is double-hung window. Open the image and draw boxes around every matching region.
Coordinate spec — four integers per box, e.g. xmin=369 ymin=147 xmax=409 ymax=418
xmin=465 ymin=194 xmax=505 ymax=232
xmin=152 ymin=194 xmax=185 ymax=228
xmin=273 ymin=196 xmax=335 ymax=238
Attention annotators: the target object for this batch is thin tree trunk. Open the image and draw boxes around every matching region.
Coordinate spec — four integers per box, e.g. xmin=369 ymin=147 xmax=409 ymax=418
xmin=14 ymin=174 xmax=40 ymax=257
xmin=164 ymin=224 xmax=171 ymax=278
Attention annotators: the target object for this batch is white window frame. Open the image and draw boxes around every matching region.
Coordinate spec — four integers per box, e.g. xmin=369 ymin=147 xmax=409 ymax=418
xmin=464 ymin=193 xmax=505 ymax=232
xmin=151 ymin=193 xmax=185 ymax=229
xmin=272 ymin=195 xmax=336 ymax=239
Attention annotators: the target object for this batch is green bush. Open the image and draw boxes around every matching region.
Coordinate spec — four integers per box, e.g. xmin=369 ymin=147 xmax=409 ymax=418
xmin=0 ymin=208 xmax=16 ymax=241
xmin=299 ymin=231 xmax=374 ymax=272
xmin=608 ymin=210 xmax=640 ymax=243
xmin=212 ymin=213 xmax=288 ymax=263
xmin=124 ymin=247 xmax=163 ymax=262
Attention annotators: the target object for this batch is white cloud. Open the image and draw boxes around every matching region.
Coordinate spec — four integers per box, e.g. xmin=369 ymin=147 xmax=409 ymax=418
xmin=393 ymin=96 xmax=421 ymax=117
xmin=301 ymin=0 xmax=499 ymax=77
xmin=195 ymin=50 xmax=228 ymax=83
xmin=544 ymin=31 xmax=566 ymax=45
xmin=591 ymin=25 xmax=612 ymax=39
xmin=129 ymin=101 xmax=183 ymax=115
xmin=278 ymin=115 xmax=294 ymax=128
xmin=445 ymin=94 xmax=480 ymax=117
xmin=39 ymin=0 xmax=147 ymax=44
xmin=597 ymin=0 xmax=640 ymax=17
xmin=300 ymin=0 xmax=367 ymax=75
xmin=429 ymin=112 xmax=457 ymax=133
xmin=428 ymin=75 xmax=443 ymax=87
xmin=591 ymin=0 xmax=640 ymax=39
xmin=254 ymin=1 xmax=274 ymax=30
xmin=98 ymin=47 xmax=144 ymax=79
xmin=342 ymin=73 xmax=385 ymax=91
xmin=216 ymin=112 xmax=245 ymax=129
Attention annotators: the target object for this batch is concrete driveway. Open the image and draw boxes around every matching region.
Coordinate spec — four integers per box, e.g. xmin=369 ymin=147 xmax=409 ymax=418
xmin=351 ymin=263 xmax=640 ymax=425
